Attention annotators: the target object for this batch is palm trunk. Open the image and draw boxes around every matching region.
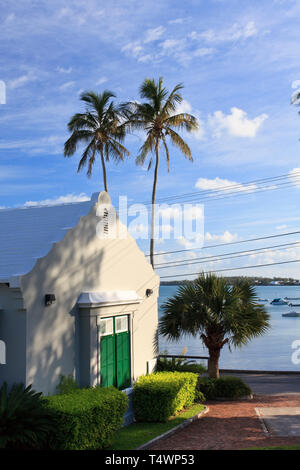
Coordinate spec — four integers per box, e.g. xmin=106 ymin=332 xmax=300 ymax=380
xmin=150 ymin=143 xmax=159 ymax=269
xmin=208 ymin=348 xmax=221 ymax=379
xmin=100 ymin=148 xmax=108 ymax=192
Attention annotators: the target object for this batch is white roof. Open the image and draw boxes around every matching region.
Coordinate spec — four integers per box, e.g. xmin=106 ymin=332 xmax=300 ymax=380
xmin=77 ymin=291 xmax=142 ymax=307
xmin=0 ymin=192 xmax=100 ymax=284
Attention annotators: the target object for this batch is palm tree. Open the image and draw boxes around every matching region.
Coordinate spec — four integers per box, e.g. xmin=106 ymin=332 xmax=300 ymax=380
xmin=64 ymin=90 xmax=129 ymax=192
xmin=121 ymin=77 xmax=198 ymax=268
xmin=159 ymin=274 xmax=270 ymax=378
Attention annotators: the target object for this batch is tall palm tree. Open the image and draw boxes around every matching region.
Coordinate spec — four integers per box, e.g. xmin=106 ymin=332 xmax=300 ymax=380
xmin=64 ymin=90 xmax=129 ymax=192
xmin=159 ymin=274 xmax=270 ymax=378
xmin=121 ymin=77 xmax=198 ymax=268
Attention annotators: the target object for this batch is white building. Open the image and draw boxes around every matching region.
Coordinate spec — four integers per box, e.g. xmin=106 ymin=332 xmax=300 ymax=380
xmin=0 ymin=192 xmax=159 ymax=395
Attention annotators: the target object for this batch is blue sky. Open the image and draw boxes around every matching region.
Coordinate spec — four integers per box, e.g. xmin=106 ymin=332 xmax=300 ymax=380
xmin=1 ymin=0 xmax=300 ymax=278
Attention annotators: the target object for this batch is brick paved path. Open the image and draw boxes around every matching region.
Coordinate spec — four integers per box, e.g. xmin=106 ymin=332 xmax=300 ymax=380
xmin=150 ymin=395 xmax=300 ymax=450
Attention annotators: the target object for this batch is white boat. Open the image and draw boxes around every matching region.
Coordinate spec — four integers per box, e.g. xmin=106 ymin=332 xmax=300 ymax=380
xmin=282 ymin=311 xmax=300 ymax=317
xmin=258 ymin=298 xmax=268 ymax=302
xmin=270 ymin=298 xmax=289 ymax=305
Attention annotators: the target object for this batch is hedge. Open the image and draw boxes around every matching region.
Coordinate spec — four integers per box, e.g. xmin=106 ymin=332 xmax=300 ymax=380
xmin=43 ymin=387 xmax=128 ymax=450
xmin=156 ymin=358 xmax=207 ymax=374
xmin=197 ymin=376 xmax=252 ymax=400
xmin=133 ymin=372 xmax=199 ymax=422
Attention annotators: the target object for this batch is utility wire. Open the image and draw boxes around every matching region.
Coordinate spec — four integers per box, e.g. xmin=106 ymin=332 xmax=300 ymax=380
xmin=144 ymin=170 xmax=300 ymax=204
xmin=155 ymin=240 xmax=300 ymax=269
xmin=145 ymin=230 xmax=300 ymax=257
xmin=159 ymin=259 xmax=300 ymax=279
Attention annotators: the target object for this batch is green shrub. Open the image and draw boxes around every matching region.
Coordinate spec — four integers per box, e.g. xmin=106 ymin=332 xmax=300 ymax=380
xmin=43 ymin=387 xmax=128 ymax=450
xmin=133 ymin=372 xmax=199 ymax=423
xmin=156 ymin=358 xmax=207 ymax=374
xmin=56 ymin=374 xmax=79 ymax=395
xmin=0 ymin=382 xmax=54 ymax=449
xmin=156 ymin=350 xmax=207 ymax=374
xmin=197 ymin=376 xmax=252 ymax=400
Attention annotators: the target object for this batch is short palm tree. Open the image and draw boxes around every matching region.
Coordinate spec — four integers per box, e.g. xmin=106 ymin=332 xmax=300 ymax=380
xmin=159 ymin=274 xmax=270 ymax=378
xmin=121 ymin=77 xmax=198 ymax=268
xmin=64 ymin=90 xmax=129 ymax=192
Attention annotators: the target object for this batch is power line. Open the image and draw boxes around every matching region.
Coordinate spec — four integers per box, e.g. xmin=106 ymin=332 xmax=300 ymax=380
xmin=159 ymin=258 xmax=300 ymax=279
xmin=155 ymin=240 xmax=300 ymax=269
xmin=145 ymin=229 xmax=300 ymax=257
xmin=116 ymin=170 xmax=300 ymax=218
xmin=147 ymin=170 xmax=300 ymax=204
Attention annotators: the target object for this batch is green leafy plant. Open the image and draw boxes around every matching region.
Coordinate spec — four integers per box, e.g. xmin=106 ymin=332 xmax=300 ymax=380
xmin=133 ymin=372 xmax=199 ymax=423
xmin=197 ymin=376 xmax=252 ymax=400
xmin=156 ymin=350 xmax=206 ymax=374
xmin=56 ymin=374 xmax=79 ymax=395
xmin=43 ymin=387 xmax=128 ymax=450
xmin=0 ymin=382 xmax=54 ymax=449
xmin=160 ymin=274 xmax=270 ymax=378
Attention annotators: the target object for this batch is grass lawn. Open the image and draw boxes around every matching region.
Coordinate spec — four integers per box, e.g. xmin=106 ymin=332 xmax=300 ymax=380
xmin=111 ymin=403 xmax=205 ymax=450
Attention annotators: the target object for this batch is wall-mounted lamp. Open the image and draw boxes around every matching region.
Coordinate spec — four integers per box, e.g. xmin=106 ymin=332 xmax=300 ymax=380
xmin=45 ymin=294 xmax=56 ymax=306
xmin=146 ymin=289 xmax=153 ymax=297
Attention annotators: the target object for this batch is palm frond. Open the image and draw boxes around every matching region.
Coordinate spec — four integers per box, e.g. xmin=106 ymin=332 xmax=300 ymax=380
xmin=166 ymin=113 xmax=199 ymax=132
xmin=136 ymin=133 xmax=155 ymax=167
xmin=166 ymin=128 xmax=193 ymax=160
xmin=77 ymin=139 xmax=96 ymax=174
xmin=162 ymin=135 xmax=170 ymax=172
xmin=64 ymin=130 xmax=94 ymax=157
xmin=161 ymin=83 xmax=184 ymax=116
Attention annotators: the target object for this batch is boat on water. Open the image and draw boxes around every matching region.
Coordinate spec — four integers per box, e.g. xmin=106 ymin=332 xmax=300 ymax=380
xmin=258 ymin=298 xmax=268 ymax=302
xmin=288 ymin=303 xmax=300 ymax=307
xmin=282 ymin=311 xmax=300 ymax=317
xmin=270 ymin=298 xmax=289 ymax=305
xmin=284 ymin=297 xmax=300 ymax=300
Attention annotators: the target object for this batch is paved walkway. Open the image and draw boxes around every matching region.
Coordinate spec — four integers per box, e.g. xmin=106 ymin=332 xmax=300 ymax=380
xmin=149 ymin=395 xmax=300 ymax=450
xmin=224 ymin=372 xmax=300 ymax=396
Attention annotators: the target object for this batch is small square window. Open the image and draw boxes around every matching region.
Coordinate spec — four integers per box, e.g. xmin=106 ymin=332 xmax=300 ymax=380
xmin=99 ymin=318 xmax=113 ymax=336
xmin=115 ymin=316 xmax=128 ymax=333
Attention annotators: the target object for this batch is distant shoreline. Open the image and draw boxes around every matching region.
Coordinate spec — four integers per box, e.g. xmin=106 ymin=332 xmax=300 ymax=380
xmin=160 ymin=277 xmax=300 ymax=287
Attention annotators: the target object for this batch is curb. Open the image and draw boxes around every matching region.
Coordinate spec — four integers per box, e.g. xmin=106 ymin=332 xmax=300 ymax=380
xmin=135 ymin=406 xmax=209 ymax=450
xmin=212 ymin=394 xmax=253 ymax=402
xmin=255 ymin=407 xmax=270 ymax=436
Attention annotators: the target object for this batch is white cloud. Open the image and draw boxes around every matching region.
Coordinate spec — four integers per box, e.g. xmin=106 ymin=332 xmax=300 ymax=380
xmin=121 ymin=41 xmax=143 ymax=58
xmin=174 ymin=99 xmax=205 ymax=140
xmin=276 ymin=224 xmax=287 ymax=230
xmin=193 ymin=47 xmax=215 ymax=57
xmin=160 ymin=38 xmax=183 ymax=51
xmin=195 ymin=176 xmax=257 ymax=193
xmin=144 ymin=26 xmax=165 ymax=43
xmin=168 ymin=18 xmax=184 ymax=25
xmin=289 ymin=167 xmax=300 ymax=187
xmin=96 ymin=76 xmax=108 ymax=85
xmin=56 ymin=66 xmax=72 ymax=74
xmin=59 ymin=81 xmax=75 ymax=91
xmin=8 ymin=72 xmax=36 ymax=89
xmin=205 ymin=231 xmax=238 ymax=243
xmin=190 ymin=21 xmax=258 ymax=43
xmin=24 ymin=193 xmax=90 ymax=207
xmin=209 ymin=107 xmax=268 ymax=138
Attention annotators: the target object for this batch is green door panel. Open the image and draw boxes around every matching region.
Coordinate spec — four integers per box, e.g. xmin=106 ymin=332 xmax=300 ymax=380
xmin=100 ymin=334 xmax=115 ymax=387
xmin=116 ymin=331 xmax=131 ymax=389
xmin=99 ymin=316 xmax=131 ymax=390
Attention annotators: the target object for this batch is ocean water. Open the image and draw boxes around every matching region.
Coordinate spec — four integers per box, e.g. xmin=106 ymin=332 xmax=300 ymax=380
xmin=158 ymin=285 xmax=300 ymax=371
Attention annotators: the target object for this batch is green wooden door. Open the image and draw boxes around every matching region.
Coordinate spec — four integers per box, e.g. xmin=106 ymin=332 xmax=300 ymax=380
xmin=99 ymin=317 xmax=115 ymax=387
xmin=99 ymin=316 xmax=131 ymax=389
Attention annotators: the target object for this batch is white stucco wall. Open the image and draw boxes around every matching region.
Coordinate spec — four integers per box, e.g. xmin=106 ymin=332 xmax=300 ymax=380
xmin=0 ymin=285 xmax=27 ymax=385
xmin=19 ymin=195 xmax=159 ymax=394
